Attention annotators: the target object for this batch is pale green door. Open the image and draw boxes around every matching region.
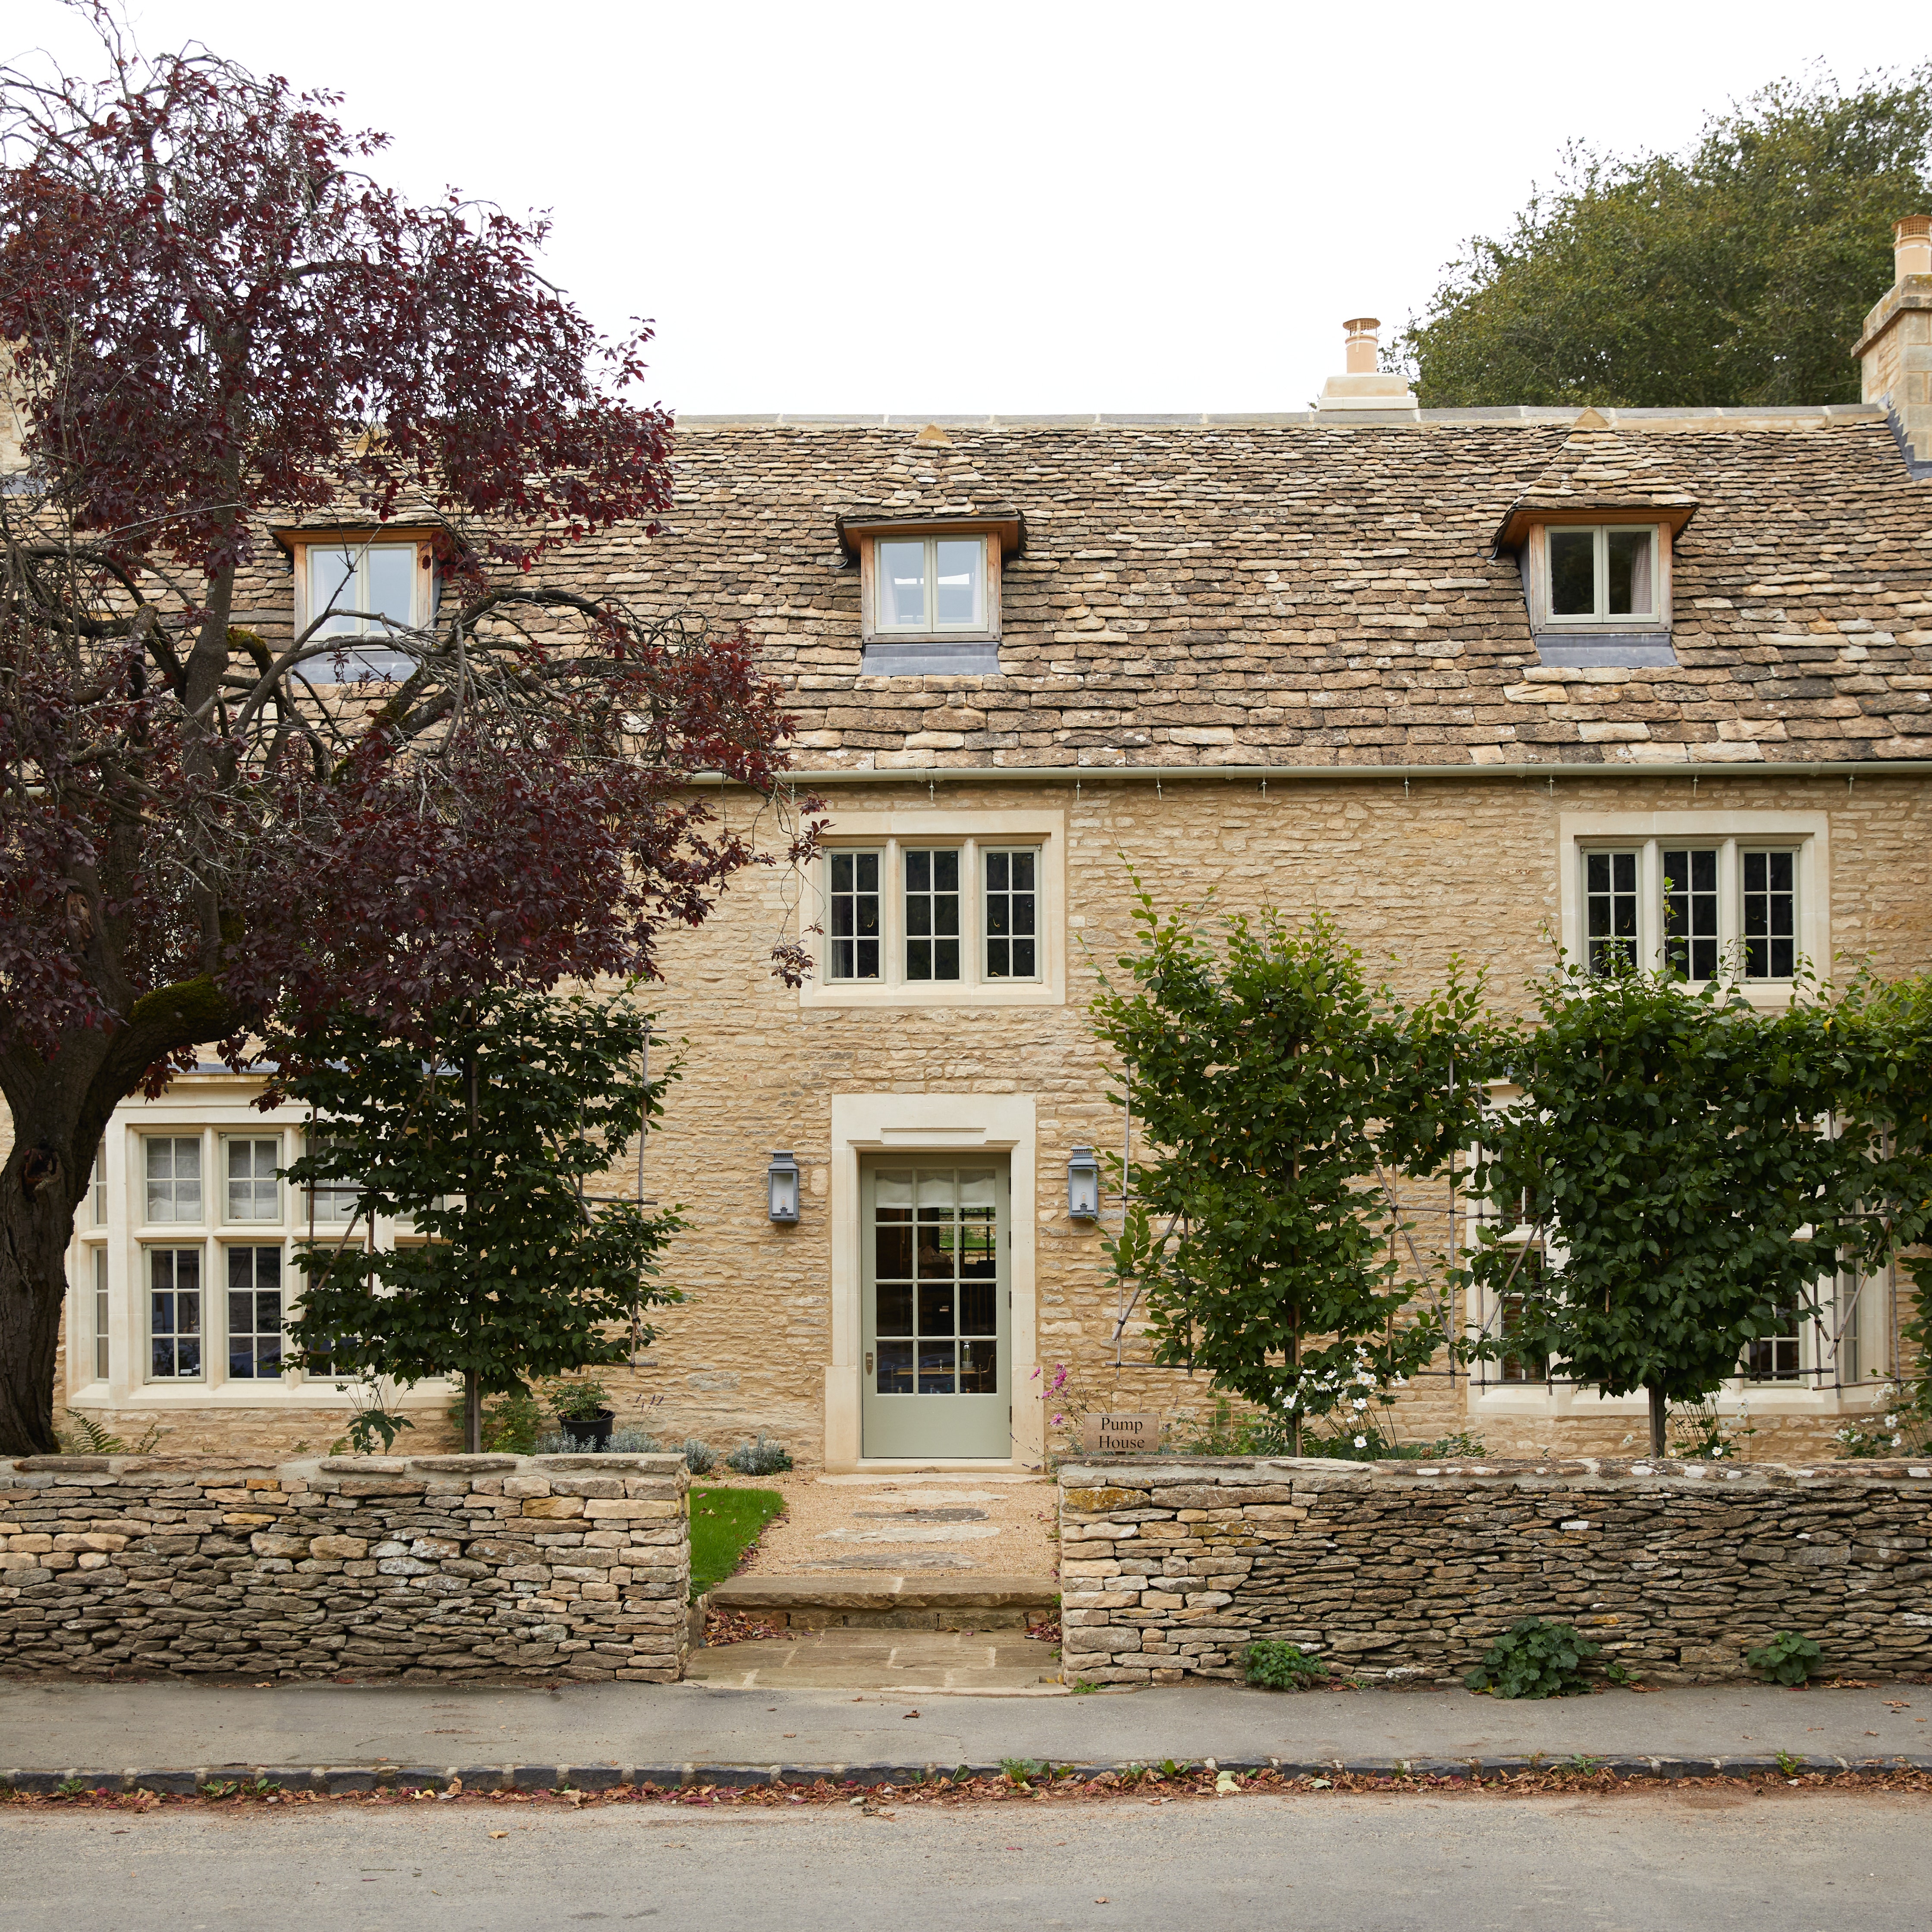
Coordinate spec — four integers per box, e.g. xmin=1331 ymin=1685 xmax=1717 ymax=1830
xmin=861 ymin=1162 xmax=1010 ymax=1459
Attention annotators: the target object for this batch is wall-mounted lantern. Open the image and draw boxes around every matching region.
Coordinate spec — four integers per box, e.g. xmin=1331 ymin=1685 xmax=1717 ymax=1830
xmin=1066 ymin=1146 xmax=1101 ymax=1220
xmin=767 ymin=1150 xmax=801 ymax=1223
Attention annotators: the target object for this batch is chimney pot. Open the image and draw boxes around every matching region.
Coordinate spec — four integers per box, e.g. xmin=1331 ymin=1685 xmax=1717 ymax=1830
xmin=1897 ymin=216 xmax=1932 ymax=282
xmin=1343 ymin=317 xmax=1381 ymax=375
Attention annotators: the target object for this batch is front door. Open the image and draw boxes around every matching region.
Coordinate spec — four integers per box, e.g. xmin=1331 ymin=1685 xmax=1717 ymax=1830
xmin=861 ymin=1161 xmax=1010 ymax=1459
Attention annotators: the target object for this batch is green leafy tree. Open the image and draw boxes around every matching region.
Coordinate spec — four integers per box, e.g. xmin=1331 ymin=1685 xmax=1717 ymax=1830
xmin=1396 ymin=68 xmax=1932 ymax=407
xmin=1091 ymin=895 xmax=1489 ymax=1453
xmin=1462 ymin=964 xmax=1932 ymax=1455
xmin=282 ymin=988 xmax=683 ymax=1452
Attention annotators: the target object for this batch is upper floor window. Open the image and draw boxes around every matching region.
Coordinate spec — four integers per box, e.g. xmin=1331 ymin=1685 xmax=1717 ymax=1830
xmin=818 ymin=836 xmax=1047 ymax=995
xmin=1545 ymin=525 xmax=1659 ymax=625
xmin=1584 ymin=840 xmax=1798 ymax=983
xmin=874 ymin=536 xmax=988 ymax=636
xmin=144 ymin=1135 xmax=202 ymax=1224
xmin=295 ymin=536 xmax=434 ymax=682
xmin=839 ymin=514 xmax=1021 ymax=669
xmin=1561 ymin=812 xmax=1825 ymax=1003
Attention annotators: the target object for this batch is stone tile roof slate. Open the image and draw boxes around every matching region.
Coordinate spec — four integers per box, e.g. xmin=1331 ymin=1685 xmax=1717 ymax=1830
xmin=268 ymin=409 xmax=1932 ymax=772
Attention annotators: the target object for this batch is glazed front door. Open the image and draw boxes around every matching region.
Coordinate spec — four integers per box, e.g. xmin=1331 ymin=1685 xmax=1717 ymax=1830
xmin=861 ymin=1162 xmax=1010 ymax=1459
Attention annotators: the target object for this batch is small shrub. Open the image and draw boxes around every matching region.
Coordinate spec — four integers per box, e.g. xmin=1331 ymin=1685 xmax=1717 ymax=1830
xmin=725 ymin=1433 xmax=793 ymax=1475
xmin=677 ymin=1437 xmax=717 ymax=1475
xmin=535 ymin=1427 xmax=659 ymax=1455
xmin=1745 ymin=1631 xmax=1823 ymax=1687
xmin=445 ymin=1388 xmax=542 ymax=1455
xmin=57 ymin=1412 xmax=166 ymax=1456
xmin=1465 ymin=1618 xmax=1602 ymax=1699
xmin=543 ymin=1376 xmax=613 ymax=1422
xmin=1245 ymin=1639 xmax=1333 ymax=1690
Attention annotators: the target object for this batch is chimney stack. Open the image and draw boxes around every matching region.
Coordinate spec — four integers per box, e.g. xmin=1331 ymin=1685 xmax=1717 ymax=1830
xmin=1896 ymin=215 xmax=1932 ymax=281
xmin=1315 ymin=317 xmax=1418 ymax=417
xmin=1854 ymin=215 xmax=1932 ymax=466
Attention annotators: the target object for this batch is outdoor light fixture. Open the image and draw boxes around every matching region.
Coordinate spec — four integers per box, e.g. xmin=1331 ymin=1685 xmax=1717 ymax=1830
xmin=766 ymin=1150 xmax=801 ymax=1223
xmin=1066 ymin=1146 xmax=1101 ymax=1220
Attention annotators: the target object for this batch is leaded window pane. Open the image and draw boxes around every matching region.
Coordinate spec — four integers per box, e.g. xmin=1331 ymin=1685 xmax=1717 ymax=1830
xmin=828 ymin=849 xmax=882 ymax=981
xmin=1662 ymin=847 xmax=1719 ymax=981
xmin=226 ymin=1245 xmax=285 ymax=1379
xmin=148 ymin=1247 xmax=202 ymax=1379
xmin=1741 ymin=849 xmax=1796 ymax=980
xmin=903 ymin=849 xmax=960 ymax=982
xmin=984 ymin=847 xmax=1038 ymax=979
xmin=1584 ymin=849 xmax=1639 ymax=975
xmin=227 ymin=1136 xmax=281 ymax=1222
xmin=145 ymin=1137 xmax=202 ymax=1224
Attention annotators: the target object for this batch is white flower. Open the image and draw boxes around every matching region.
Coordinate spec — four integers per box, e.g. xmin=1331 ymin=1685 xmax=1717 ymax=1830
xmin=1352 ymin=1398 xmax=1368 ymax=1411
xmin=1354 ymin=1435 xmax=1368 ymax=1449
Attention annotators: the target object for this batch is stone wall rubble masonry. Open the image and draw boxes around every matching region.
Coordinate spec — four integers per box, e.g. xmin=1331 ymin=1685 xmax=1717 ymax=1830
xmin=1057 ymin=1455 xmax=1932 ymax=1688
xmin=0 ymin=1452 xmax=691 ymax=1683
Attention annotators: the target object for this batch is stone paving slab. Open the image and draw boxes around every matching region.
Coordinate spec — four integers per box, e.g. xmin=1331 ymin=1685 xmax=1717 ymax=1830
xmin=685 ymin=1630 xmax=1061 ymax=1693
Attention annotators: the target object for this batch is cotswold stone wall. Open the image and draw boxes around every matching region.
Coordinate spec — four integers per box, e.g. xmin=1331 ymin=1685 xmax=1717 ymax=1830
xmin=1058 ymin=1456 xmax=1932 ymax=1687
xmin=0 ymin=1452 xmax=689 ymax=1682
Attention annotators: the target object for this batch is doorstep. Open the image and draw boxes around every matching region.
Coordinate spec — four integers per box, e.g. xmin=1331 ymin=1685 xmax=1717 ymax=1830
xmin=705 ymin=1572 xmax=1059 ymax=1631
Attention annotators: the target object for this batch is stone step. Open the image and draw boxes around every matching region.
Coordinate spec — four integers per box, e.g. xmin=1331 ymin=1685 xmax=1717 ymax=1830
xmin=705 ymin=1572 xmax=1059 ymax=1631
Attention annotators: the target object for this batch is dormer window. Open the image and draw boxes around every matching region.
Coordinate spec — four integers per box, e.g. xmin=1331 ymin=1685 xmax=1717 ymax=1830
xmin=282 ymin=532 xmax=438 ymax=684
xmin=835 ymin=511 xmax=1023 ymax=674
xmin=876 ymin=536 xmax=988 ymax=635
xmin=1545 ymin=525 xmax=1659 ymax=626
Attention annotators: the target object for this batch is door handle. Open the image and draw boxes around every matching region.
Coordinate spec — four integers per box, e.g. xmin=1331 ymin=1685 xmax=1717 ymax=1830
xmin=865 ymin=1352 xmax=874 ymax=1374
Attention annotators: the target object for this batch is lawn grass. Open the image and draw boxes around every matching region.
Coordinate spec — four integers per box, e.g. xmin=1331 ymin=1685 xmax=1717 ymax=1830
xmin=689 ymin=1485 xmax=786 ymax=1597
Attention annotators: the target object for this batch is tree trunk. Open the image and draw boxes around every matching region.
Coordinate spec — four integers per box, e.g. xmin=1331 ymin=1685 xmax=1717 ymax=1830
xmin=1648 ymin=1386 xmax=1668 ymax=1458
xmin=0 ymin=1138 xmax=82 ymax=1455
xmin=465 ymin=1371 xmax=482 ymax=1455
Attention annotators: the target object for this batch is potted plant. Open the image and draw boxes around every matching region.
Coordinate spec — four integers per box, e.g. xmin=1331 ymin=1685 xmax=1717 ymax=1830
xmin=547 ymin=1377 xmax=615 ymax=1450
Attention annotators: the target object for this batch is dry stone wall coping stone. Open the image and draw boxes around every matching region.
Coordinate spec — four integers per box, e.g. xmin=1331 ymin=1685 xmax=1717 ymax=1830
xmin=1056 ymin=1455 xmax=1932 ymax=1689
xmin=0 ymin=1454 xmax=693 ymax=1685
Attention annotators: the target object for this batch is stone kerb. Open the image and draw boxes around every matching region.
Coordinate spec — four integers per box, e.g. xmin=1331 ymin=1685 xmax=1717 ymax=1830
xmin=1057 ymin=1454 xmax=1932 ymax=1688
xmin=0 ymin=1452 xmax=691 ymax=1683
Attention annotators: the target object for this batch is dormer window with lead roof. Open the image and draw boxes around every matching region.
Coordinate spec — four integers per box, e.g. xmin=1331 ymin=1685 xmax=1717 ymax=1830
xmin=835 ymin=511 xmax=1024 ymax=676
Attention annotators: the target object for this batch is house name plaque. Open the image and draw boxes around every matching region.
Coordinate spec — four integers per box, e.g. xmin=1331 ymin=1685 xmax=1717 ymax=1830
xmin=1080 ymin=1412 xmax=1159 ymax=1454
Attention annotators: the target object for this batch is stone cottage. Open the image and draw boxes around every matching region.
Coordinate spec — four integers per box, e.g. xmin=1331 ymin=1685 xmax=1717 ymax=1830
xmin=43 ymin=218 xmax=1932 ymax=1468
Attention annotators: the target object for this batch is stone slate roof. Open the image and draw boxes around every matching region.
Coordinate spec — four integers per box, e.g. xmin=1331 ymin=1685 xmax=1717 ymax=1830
xmin=302 ymin=405 xmax=1932 ymax=773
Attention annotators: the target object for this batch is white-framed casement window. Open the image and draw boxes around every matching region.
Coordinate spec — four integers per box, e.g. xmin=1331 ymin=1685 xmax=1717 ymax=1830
xmin=145 ymin=1245 xmax=204 ymax=1380
xmin=804 ymin=811 xmax=1066 ymax=1009
xmin=1543 ymin=524 xmax=1660 ymax=625
xmin=1560 ymin=812 xmax=1827 ymax=1003
xmin=293 ymin=533 xmax=435 ymax=682
xmin=224 ymin=1135 xmax=282 ymax=1223
xmin=1465 ymin=1099 xmax=1879 ymax=1419
xmin=872 ymin=535 xmax=989 ymax=637
xmin=67 ymin=1082 xmax=451 ymax=1414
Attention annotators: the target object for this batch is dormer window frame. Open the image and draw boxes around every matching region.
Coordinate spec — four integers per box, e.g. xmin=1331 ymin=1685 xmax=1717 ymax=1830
xmin=839 ymin=515 xmax=1022 ymax=648
xmin=1522 ymin=516 xmax=1673 ymax=634
xmin=278 ymin=527 xmax=442 ymax=684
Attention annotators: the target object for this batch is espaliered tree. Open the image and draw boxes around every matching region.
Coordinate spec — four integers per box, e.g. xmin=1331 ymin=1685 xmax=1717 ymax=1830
xmin=283 ymin=990 xmax=684 ymax=1454
xmin=0 ymin=19 xmax=808 ymax=1452
xmin=1461 ymin=964 xmax=1932 ymax=1456
xmin=1091 ymin=894 xmax=1490 ymax=1453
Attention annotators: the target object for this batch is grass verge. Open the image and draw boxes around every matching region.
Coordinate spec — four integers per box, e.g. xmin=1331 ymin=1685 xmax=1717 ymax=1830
xmin=690 ymin=1485 xmax=786 ymax=1597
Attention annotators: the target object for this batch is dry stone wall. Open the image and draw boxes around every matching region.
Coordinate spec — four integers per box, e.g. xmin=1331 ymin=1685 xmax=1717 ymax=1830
xmin=1059 ymin=1455 xmax=1932 ymax=1687
xmin=0 ymin=1452 xmax=689 ymax=1682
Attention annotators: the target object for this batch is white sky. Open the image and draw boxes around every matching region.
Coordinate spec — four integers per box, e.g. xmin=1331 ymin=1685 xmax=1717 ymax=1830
xmin=13 ymin=0 xmax=1932 ymax=415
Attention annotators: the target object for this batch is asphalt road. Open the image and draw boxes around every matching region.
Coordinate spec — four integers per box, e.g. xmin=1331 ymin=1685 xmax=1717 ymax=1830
xmin=3 ymin=1791 xmax=1924 ymax=1932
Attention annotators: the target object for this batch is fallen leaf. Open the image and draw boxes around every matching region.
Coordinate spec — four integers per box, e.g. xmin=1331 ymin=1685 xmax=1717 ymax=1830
xmin=489 ymin=1831 xmax=508 ymax=1839
xmin=903 ymin=1710 xmax=920 ymax=1719
xmin=1096 ymin=1899 xmax=1110 ymax=1905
